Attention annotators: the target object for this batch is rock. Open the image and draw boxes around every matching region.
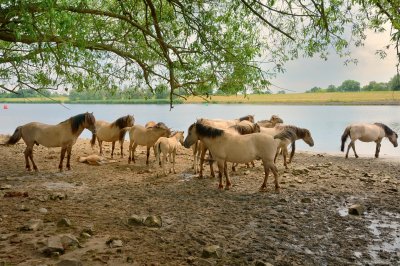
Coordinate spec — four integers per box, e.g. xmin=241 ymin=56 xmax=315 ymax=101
xmin=81 ymin=225 xmax=95 ymax=235
xmin=143 ymin=215 xmax=162 ymax=228
xmin=348 ymin=204 xmax=365 ymax=215
xmin=294 ymin=177 xmax=304 ymax=184
xmin=57 ymin=218 xmax=72 ymax=227
xmin=106 ymin=238 xmax=123 ymax=248
xmin=18 ymin=205 xmax=30 ymax=211
xmin=0 ymin=184 xmax=12 ymax=190
xmin=42 ymin=236 xmax=65 ymax=256
xmin=202 ymin=245 xmax=223 ymax=258
xmin=127 ymin=215 xmax=145 ymax=226
xmin=244 ymin=170 xmax=250 ymax=175
xmin=301 ymin=198 xmax=312 ymax=203
xmin=20 ymin=219 xmax=43 ymax=231
xmin=61 ymin=234 xmax=80 ymax=249
xmin=39 ymin=207 xmax=48 ymax=214
xmin=80 ymin=232 xmax=91 ymax=239
xmin=50 ymin=192 xmax=67 ymax=200
xmin=292 ymin=168 xmax=309 ymax=176
xmin=9 ymin=234 xmax=23 ymax=244
xmin=56 ymin=259 xmax=83 ymax=266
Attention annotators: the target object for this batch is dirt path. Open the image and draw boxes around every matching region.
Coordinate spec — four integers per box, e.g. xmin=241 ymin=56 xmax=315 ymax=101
xmin=0 ymin=136 xmax=399 ymax=266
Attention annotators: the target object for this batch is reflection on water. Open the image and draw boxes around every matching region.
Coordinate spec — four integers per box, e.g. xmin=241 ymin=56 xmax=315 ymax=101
xmin=0 ymin=103 xmax=399 ymax=157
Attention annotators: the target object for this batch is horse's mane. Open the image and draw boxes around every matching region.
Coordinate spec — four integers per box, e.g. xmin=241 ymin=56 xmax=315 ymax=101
xmin=275 ymin=125 xmax=310 ymax=140
xmin=238 ymin=115 xmax=254 ymax=123
xmin=274 ymin=128 xmax=297 ymax=142
xmin=65 ymin=113 xmax=87 ymax=134
xmin=230 ymin=123 xmax=258 ymax=135
xmin=195 ymin=122 xmax=223 ymax=138
xmin=113 ymin=115 xmax=134 ymax=129
xmin=171 ymin=131 xmax=184 ymax=137
xmin=374 ymin=123 xmax=397 ymax=137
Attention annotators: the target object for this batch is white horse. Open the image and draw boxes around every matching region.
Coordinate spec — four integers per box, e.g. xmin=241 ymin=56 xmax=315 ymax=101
xmin=341 ymin=123 xmax=398 ymax=158
xmin=155 ymin=131 xmax=184 ymax=176
xmin=184 ymin=120 xmax=280 ymax=192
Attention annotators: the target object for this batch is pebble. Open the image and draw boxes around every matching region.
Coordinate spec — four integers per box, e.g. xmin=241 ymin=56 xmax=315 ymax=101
xmin=0 ymin=184 xmax=12 ymax=190
xmin=348 ymin=204 xmax=365 ymax=215
xmin=42 ymin=235 xmax=64 ymax=256
xmin=39 ymin=207 xmax=48 ymax=214
xmin=57 ymin=218 xmax=72 ymax=227
xmin=143 ymin=215 xmax=162 ymax=228
xmin=202 ymin=245 xmax=223 ymax=258
xmin=20 ymin=219 xmax=43 ymax=231
xmin=107 ymin=238 xmax=123 ymax=248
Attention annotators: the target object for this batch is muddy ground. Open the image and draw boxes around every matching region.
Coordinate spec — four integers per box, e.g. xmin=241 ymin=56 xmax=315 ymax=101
xmin=0 ymin=136 xmax=399 ymax=266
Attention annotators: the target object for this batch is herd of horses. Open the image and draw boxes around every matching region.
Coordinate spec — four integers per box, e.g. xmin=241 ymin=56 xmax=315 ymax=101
xmin=3 ymin=112 xmax=398 ymax=192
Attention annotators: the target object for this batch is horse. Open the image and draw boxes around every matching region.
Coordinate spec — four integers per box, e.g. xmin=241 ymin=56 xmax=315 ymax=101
xmin=145 ymin=121 xmax=156 ymax=128
xmin=236 ymin=114 xmax=255 ymax=123
xmin=273 ymin=126 xmax=314 ymax=168
xmin=128 ymin=122 xmax=171 ymax=165
xmin=193 ymin=119 xmax=260 ymax=177
xmin=90 ymin=115 xmax=134 ymax=158
xmin=257 ymin=115 xmax=284 ymax=128
xmin=4 ymin=112 xmax=96 ymax=171
xmin=155 ymin=131 xmax=184 ymax=176
xmin=341 ymin=123 xmax=398 ymax=158
xmin=183 ymin=120 xmax=280 ymax=192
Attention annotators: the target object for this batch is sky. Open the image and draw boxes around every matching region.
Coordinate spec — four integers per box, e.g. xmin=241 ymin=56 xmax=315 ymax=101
xmin=269 ymin=29 xmax=398 ymax=93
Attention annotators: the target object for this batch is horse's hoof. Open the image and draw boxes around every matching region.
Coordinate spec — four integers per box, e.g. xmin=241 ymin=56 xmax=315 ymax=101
xmin=218 ymin=185 xmax=224 ymax=190
xmin=259 ymin=186 xmax=267 ymax=192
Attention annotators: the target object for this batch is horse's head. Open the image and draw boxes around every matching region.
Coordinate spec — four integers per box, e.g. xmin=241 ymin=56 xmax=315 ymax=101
xmin=85 ymin=112 xmax=97 ymax=134
xmin=126 ymin=115 xmax=135 ymax=127
xmin=389 ymin=132 xmax=398 ymax=147
xmin=183 ymin=123 xmax=198 ymax=148
xmin=270 ymin=115 xmax=284 ymax=124
xmin=254 ymin=123 xmax=261 ymax=133
xmin=303 ymin=129 xmax=314 ymax=147
xmin=176 ymin=131 xmax=185 ymax=145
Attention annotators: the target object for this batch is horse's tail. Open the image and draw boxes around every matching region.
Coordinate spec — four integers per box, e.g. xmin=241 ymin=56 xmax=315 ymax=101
xmin=5 ymin=126 xmax=22 ymax=145
xmin=119 ymin=127 xmax=131 ymax=143
xmin=341 ymin=126 xmax=351 ymax=152
xmin=90 ymin=132 xmax=97 ymax=148
xmin=155 ymin=141 xmax=161 ymax=165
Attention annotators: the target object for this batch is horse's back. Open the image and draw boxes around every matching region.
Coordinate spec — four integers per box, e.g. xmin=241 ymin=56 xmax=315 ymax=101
xmin=95 ymin=120 xmax=121 ymax=141
xmin=349 ymin=123 xmax=382 ymax=142
xmin=20 ymin=122 xmax=67 ymax=147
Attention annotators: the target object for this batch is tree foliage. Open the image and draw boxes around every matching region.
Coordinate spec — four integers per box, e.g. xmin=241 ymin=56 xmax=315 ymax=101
xmin=0 ymin=0 xmax=399 ymax=107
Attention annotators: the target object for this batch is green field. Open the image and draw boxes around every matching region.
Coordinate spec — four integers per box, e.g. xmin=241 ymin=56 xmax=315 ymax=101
xmin=0 ymin=91 xmax=399 ymax=105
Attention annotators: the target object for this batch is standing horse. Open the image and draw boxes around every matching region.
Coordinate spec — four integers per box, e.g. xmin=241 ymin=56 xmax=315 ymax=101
xmin=128 ymin=122 xmax=171 ymax=165
xmin=91 ymin=115 xmax=134 ymax=158
xmin=273 ymin=126 xmax=314 ymax=168
xmin=341 ymin=123 xmax=398 ymax=158
xmin=184 ymin=120 xmax=280 ymax=192
xmin=4 ymin=112 xmax=96 ymax=171
xmin=155 ymin=131 xmax=184 ymax=176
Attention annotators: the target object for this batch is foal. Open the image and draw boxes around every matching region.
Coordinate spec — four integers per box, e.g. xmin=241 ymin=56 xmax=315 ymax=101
xmin=155 ymin=131 xmax=184 ymax=176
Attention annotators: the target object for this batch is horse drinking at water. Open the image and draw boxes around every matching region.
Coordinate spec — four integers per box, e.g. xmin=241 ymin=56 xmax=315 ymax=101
xmin=184 ymin=120 xmax=280 ymax=192
xmin=4 ymin=112 xmax=96 ymax=171
xmin=341 ymin=123 xmax=398 ymax=158
xmin=91 ymin=115 xmax=134 ymax=158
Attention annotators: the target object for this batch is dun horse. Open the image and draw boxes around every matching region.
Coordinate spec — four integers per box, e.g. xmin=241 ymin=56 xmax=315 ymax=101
xmin=257 ymin=115 xmax=284 ymax=128
xmin=184 ymin=120 xmax=280 ymax=192
xmin=4 ymin=112 xmax=96 ymax=171
xmin=341 ymin=123 xmax=398 ymax=158
xmin=273 ymin=126 xmax=314 ymax=168
xmin=155 ymin=131 xmax=184 ymax=176
xmin=128 ymin=122 xmax=171 ymax=165
xmin=91 ymin=115 xmax=134 ymax=158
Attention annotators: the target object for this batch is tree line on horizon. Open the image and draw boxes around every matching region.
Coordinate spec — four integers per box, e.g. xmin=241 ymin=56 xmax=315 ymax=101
xmin=306 ymin=74 xmax=400 ymax=93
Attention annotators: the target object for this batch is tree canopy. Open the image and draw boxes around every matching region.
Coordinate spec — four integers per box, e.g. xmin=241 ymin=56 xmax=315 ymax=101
xmin=0 ymin=0 xmax=399 ymax=107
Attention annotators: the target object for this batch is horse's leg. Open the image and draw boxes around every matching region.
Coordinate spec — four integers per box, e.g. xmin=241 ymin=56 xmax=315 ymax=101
xmin=199 ymin=146 xmax=207 ymax=178
xmin=224 ymin=161 xmax=232 ymax=190
xmin=66 ymin=145 xmax=72 ymax=170
xmin=146 ymin=146 xmax=150 ymax=165
xmin=59 ymin=147 xmax=67 ymax=172
xmin=345 ymin=141 xmax=352 ymax=158
xmin=288 ymin=141 xmax=296 ymax=164
xmin=111 ymin=141 xmax=115 ymax=158
xmin=351 ymin=141 xmax=359 ymax=158
xmin=375 ymin=142 xmax=381 ymax=158
xmin=260 ymin=162 xmax=271 ymax=191
xmin=99 ymin=140 xmax=103 ymax=155
xmin=24 ymin=147 xmax=31 ymax=171
xmin=171 ymin=150 xmax=177 ymax=174
xmin=208 ymin=151 xmax=215 ymax=178
xmin=274 ymin=148 xmax=279 ymax=163
xmin=216 ymin=161 xmax=224 ymax=190
xmin=232 ymin=163 xmax=237 ymax=172
xmin=162 ymin=151 xmax=167 ymax=176
xmin=120 ymin=140 xmax=124 ymax=158
xmin=28 ymin=148 xmax=38 ymax=171
xmin=282 ymin=147 xmax=288 ymax=169
xmin=271 ymin=164 xmax=280 ymax=193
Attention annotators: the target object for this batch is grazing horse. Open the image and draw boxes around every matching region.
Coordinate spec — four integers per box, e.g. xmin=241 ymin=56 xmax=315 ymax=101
xmin=273 ymin=126 xmax=314 ymax=168
xmin=155 ymin=131 xmax=184 ymax=176
xmin=184 ymin=120 xmax=280 ymax=192
xmin=5 ymin=112 xmax=96 ymax=171
xmin=128 ymin=122 xmax=171 ymax=165
xmin=257 ymin=115 xmax=284 ymax=128
xmin=341 ymin=123 xmax=398 ymax=158
xmin=91 ymin=115 xmax=134 ymax=158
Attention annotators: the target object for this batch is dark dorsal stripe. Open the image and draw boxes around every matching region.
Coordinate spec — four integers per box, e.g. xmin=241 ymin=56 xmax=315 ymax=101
xmin=230 ymin=123 xmax=257 ymax=135
xmin=274 ymin=128 xmax=297 ymax=142
xmin=374 ymin=123 xmax=396 ymax=137
xmin=195 ymin=122 xmax=223 ymax=138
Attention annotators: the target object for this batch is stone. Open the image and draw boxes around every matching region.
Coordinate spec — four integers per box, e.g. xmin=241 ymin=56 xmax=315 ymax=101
xmin=81 ymin=225 xmax=95 ymax=235
xmin=80 ymin=232 xmax=91 ymax=239
xmin=301 ymin=198 xmax=312 ymax=203
xmin=292 ymin=168 xmax=309 ymax=176
xmin=39 ymin=208 xmax=48 ymax=214
xmin=50 ymin=192 xmax=67 ymax=200
xmin=202 ymin=245 xmax=223 ymax=258
xmin=20 ymin=219 xmax=43 ymax=231
xmin=18 ymin=205 xmax=30 ymax=211
xmin=143 ymin=215 xmax=162 ymax=228
xmin=106 ymin=238 xmax=123 ymax=248
xmin=56 ymin=259 xmax=82 ymax=266
xmin=127 ymin=215 xmax=145 ymax=226
xmin=57 ymin=218 xmax=72 ymax=227
xmin=348 ymin=204 xmax=365 ymax=215
xmin=0 ymin=184 xmax=12 ymax=190
xmin=244 ymin=170 xmax=250 ymax=175
xmin=42 ymin=236 xmax=64 ymax=256
xmin=294 ymin=177 xmax=304 ymax=184
xmin=61 ymin=234 xmax=80 ymax=249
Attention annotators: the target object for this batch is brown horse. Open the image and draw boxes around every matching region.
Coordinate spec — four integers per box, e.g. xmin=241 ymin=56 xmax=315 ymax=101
xmin=91 ymin=115 xmax=134 ymax=158
xmin=5 ymin=112 xmax=96 ymax=171
xmin=273 ymin=126 xmax=314 ymax=168
xmin=341 ymin=123 xmax=398 ymax=158
xmin=128 ymin=122 xmax=171 ymax=165
xmin=184 ymin=120 xmax=280 ymax=191
xmin=155 ymin=131 xmax=184 ymax=176
xmin=257 ymin=115 xmax=284 ymax=128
